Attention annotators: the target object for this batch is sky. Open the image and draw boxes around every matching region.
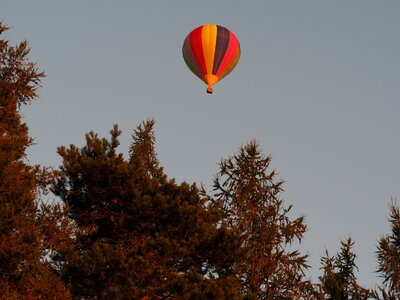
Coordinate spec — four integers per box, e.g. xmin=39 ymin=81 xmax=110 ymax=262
xmin=2 ymin=0 xmax=400 ymax=288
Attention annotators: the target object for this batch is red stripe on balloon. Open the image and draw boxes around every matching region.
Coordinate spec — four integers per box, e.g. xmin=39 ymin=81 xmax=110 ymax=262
xmin=215 ymin=31 xmax=239 ymax=77
xmin=190 ymin=26 xmax=207 ymax=76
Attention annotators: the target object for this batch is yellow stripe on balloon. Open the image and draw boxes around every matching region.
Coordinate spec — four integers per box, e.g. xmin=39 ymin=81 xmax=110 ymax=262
xmin=201 ymin=24 xmax=217 ymax=75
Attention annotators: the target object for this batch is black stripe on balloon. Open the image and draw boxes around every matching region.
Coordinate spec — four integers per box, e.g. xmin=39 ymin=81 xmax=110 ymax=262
xmin=212 ymin=25 xmax=230 ymax=75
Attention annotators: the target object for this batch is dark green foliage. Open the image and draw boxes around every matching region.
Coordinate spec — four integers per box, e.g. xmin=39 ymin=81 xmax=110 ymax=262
xmin=211 ymin=140 xmax=315 ymax=299
xmin=54 ymin=120 xmax=241 ymax=299
xmin=318 ymin=237 xmax=371 ymax=299
xmin=0 ymin=22 xmax=70 ymax=299
xmin=374 ymin=200 xmax=400 ymax=299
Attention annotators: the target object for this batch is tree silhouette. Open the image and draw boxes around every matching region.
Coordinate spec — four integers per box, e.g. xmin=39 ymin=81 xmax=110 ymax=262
xmin=318 ymin=237 xmax=371 ymax=299
xmin=54 ymin=120 xmax=242 ymax=299
xmin=374 ymin=200 xmax=400 ymax=300
xmin=211 ymin=140 xmax=315 ymax=299
xmin=0 ymin=22 xmax=70 ymax=299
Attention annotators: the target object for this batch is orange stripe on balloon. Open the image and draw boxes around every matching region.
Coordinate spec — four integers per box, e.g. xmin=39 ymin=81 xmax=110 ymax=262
xmin=190 ymin=26 xmax=207 ymax=76
xmin=215 ymin=31 xmax=239 ymax=77
xmin=201 ymin=24 xmax=217 ymax=75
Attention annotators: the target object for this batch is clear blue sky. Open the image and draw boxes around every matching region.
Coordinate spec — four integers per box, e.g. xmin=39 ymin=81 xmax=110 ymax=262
xmin=3 ymin=1 xmax=400 ymax=288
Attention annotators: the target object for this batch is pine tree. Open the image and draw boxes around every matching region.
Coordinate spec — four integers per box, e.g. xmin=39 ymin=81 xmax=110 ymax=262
xmin=318 ymin=237 xmax=371 ymax=299
xmin=211 ymin=140 xmax=315 ymax=299
xmin=374 ymin=200 xmax=400 ymax=299
xmin=54 ymin=120 xmax=242 ymax=299
xmin=0 ymin=22 xmax=71 ymax=299
xmin=129 ymin=119 xmax=163 ymax=179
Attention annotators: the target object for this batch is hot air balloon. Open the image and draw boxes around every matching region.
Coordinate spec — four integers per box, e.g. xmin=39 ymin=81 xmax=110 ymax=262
xmin=182 ymin=24 xmax=240 ymax=94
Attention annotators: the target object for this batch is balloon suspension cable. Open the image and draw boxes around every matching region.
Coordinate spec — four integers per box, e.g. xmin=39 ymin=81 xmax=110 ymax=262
xmin=207 ymin=87 xmax=213 ymax=94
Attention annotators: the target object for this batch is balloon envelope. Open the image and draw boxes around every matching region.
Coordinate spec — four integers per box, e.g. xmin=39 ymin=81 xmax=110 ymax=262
xmin=182 ymin=24 xmax=240 ymax=94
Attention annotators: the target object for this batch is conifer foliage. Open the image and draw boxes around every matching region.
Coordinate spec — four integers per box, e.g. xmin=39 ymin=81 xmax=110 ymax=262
xmin=0 ymin=23 xmax=71 ymax=299
xmin=318 ymin=237 xmax=371 ymax=299
xmin=54 ymin=120 xmax=241 ymax=299
xmin=211 ymin=140 xmax=314 ymax=299
xmin=374 ymin=200 xmax=400 ymax=299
